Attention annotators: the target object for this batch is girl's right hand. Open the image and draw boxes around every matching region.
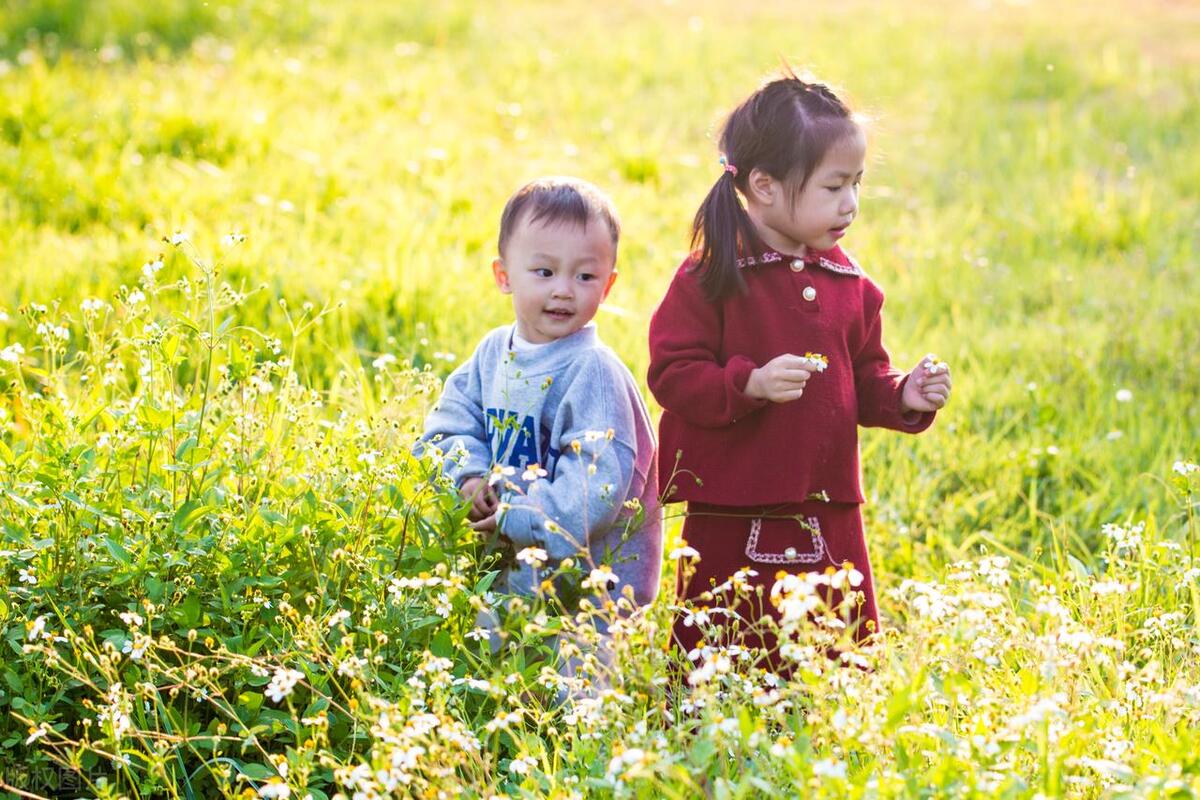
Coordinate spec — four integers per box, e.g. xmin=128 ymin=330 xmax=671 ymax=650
xmin=459 ymin=476 xmax=499 ymax=521
xmin=744 ymin=354 xmax=814 ymax=403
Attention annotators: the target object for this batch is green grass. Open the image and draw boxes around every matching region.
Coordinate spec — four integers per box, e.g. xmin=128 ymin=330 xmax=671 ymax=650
xmin=1 ymin=0 xmax=1198 ymax=797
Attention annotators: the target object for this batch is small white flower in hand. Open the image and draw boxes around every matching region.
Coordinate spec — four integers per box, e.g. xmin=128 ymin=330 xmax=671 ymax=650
xmin=800 ymin=352 xmax=829 ymax=372
xmin=922 ymin=353 xmax=949 ymax=375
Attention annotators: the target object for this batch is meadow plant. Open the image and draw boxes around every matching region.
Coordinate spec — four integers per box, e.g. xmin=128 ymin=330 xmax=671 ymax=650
xmin=2 ymin=239 xmax=1200 ymax=796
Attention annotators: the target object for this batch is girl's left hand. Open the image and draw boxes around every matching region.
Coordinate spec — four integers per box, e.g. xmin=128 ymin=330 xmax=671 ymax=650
xmin=902 ymin=354 xmax=952 ymax=413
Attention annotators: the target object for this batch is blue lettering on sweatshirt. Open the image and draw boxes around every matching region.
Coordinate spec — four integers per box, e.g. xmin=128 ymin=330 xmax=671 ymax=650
xmin=486 ymin=408 xmax=561 ymax=471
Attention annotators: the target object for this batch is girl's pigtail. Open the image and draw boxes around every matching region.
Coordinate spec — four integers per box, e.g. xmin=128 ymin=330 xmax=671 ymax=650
xmin=690 ymin=168 xmax=759 ymax=303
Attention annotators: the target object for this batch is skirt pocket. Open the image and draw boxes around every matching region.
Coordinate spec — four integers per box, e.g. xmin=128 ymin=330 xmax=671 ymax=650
xmin=744 ymin=515 xmax=828 ymax=565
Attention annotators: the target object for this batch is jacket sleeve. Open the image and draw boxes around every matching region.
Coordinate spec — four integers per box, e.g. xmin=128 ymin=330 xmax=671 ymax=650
xmin=499 ymin=361 xmax=638 ymax=564
xmin=647 ymin=264 xmax=768 ymax=428
xmin=414 ymin=346 xmax=493 ymax=486
xmin=853 ymin=287 xmax=935 ymax=433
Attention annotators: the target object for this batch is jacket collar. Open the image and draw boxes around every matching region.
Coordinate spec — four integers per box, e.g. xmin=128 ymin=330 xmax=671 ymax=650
xmin=736 ymin=244 xmax=863 ymax=277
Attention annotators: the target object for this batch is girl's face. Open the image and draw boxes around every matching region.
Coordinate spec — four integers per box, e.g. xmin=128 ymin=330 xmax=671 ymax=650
xmin=750 ymin=127 xmax=866 ymax=255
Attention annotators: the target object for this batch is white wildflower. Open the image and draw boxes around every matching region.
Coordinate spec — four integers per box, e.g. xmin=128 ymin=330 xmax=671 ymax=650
xmin=0 ymin=343 xmax=24 ymax=363
xmin=516 ymin=547 xmax=548 ymax=569
xmin=26 ymin=615 xmax=47 ymax=641
xmin=141 ymin=259 xmax=164 ymax=280
xmin=488 ymin=464 xmax=516 ymax=486
xmin=583 ymin=566 xmax=619 ymax=591
xmin=669 ymin=545 xmax=700 ymax=561
xmin=372 ymin=353 xmax=397 ymax=370
xmin=509 ymin=755 xmax=537 ymax=776
xmin=257 ymin=779 xmax=291 ymax=798
xmin=521 ymin=463 xmax=548 ymax=481
xmin=813 ymin=758 xmax=848 ymax=779
xmin=1103 ymin=522 xmax=1144 ymax=553
xmin=265 ymin=667 xmax=304 ymax=703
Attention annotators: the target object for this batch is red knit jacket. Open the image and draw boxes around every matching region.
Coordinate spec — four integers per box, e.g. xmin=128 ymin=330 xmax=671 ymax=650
xmin=648 ymin=245 xmax=935 ymax=506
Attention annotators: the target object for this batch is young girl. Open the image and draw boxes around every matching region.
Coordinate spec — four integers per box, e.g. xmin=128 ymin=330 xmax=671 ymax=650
xmin=648 ymin=73 xmax=952 ymax=662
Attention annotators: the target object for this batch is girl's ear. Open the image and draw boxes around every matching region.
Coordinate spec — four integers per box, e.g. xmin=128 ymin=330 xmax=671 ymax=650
xmin=745 ymin=167 xmax=778 ymax=206
xmin=492 ymin=258 xmax=513 ymax=294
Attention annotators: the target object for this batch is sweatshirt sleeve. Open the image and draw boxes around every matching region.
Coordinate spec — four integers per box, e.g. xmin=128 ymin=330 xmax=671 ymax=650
xmin=647 ymin=264 xmax=768 ymax=428
xmin=853 ymin=287 xmax=935 ymax=433
xmin=414 ymin=343 xmax=493 ymax=486
xmin=498 ymin=359 xmax=638 ymax=564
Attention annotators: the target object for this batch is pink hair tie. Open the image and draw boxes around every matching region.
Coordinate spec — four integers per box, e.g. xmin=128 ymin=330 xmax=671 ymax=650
xmin=719 ymin=155 xmax=738 ymax=177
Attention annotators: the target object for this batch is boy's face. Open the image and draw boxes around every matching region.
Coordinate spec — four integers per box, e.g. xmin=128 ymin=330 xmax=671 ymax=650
xmin=493 ymin=213 xmax=617 ymax=344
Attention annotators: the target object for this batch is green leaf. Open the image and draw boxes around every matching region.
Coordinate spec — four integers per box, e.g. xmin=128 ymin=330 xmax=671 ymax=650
xmin=161 ymin=333 xmax=182 ymax=362
xmin=237 ymin=691 xmax=264 ymax=716
xmin=236 ymin=762 xmax=276 ymax=781
xmin=175 ymin=436 xmax=198 ymax=461
xmin=104 ymin=536 xmax=132 ymax=565
xmin=1066 ymin=554 xmax=1091 ymax=580
xmin=431 ymin=629 xmax=453 ymax=658
xmin=173 ymin=499 xmax=213 ymax=534
xmin=175 ymin=594 xmax=202 ymax=628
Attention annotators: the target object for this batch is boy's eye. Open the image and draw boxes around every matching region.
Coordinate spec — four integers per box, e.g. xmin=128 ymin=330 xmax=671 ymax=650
xmin=578 ymin=273 xmax=595 ymax=282
xmin=533 ymin=268 xmax=552 ymax=278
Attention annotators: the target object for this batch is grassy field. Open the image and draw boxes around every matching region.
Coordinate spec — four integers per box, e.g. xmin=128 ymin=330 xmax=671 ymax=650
xmin=1 ymin=0 xmax=1199 ymax=797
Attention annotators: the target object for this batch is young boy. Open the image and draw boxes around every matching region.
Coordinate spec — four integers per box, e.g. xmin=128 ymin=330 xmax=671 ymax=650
xmin=417 ymin=177 xmax=661 ymax=614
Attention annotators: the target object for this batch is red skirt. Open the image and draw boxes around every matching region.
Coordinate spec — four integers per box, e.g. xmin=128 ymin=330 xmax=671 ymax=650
xmin=672 ymin=500 xmax=879 ymax=666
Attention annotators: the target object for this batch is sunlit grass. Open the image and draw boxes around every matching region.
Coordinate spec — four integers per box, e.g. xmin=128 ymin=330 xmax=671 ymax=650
xmin=1 ymin=0 xmax=1198 ymax=796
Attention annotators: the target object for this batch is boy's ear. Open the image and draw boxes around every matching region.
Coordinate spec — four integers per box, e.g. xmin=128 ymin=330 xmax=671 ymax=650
xmin=746 ymin=167 xmax=778 ymax=206
xmin=601 ymin=268 xmax=618 ymax=301
xmin=492 ymin=258 xmax=512 ymax=294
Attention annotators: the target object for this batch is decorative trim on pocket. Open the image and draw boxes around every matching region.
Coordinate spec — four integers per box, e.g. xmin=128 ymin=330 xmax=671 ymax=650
xmin=745 ymin=516 xmax=826 ymax=565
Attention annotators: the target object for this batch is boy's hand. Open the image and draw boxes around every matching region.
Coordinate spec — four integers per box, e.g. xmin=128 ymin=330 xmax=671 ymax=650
xmin=902 ymin=354 xmax=952 ymax=413
xmin=745 ymin=354 xmax=816 ymax=403
xmin=469 ymin=513 xmax=498 ymax=532
xmin=459 ymin=476 xmax=499 ymax=521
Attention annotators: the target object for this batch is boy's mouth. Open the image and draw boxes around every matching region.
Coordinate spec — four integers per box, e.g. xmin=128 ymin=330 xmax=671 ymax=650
xmin=544 ymin=308 xmax=574 ymax=321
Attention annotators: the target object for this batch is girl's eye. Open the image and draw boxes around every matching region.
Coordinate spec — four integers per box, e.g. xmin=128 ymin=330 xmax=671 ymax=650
xmin=825 ymin=186 xmax=841 ymax=193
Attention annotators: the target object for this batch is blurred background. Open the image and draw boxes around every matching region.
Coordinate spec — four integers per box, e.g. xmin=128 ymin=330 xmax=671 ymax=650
xmin=1 ymin=0 xmax=1198 ymax=572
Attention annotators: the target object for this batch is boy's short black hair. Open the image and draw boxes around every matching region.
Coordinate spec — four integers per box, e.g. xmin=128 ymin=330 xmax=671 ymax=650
xmin=497 ymin=176 xmax=621 ymax=258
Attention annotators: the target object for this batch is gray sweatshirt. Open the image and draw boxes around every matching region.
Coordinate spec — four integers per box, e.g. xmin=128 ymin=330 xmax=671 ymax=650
xmin=417 ymin=323 xmax=661 ymax=605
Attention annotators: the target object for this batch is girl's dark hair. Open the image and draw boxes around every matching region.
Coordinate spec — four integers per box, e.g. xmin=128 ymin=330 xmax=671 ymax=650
xmin=691 ymin=70 xmax=858 ymax=302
